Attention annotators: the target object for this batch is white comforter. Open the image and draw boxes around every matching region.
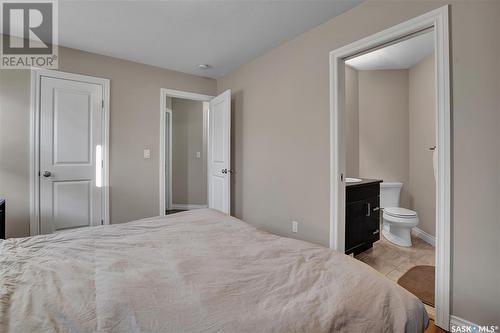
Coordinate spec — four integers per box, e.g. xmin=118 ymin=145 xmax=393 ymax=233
xmin=0 ymin=209 xmax=428 ymax=332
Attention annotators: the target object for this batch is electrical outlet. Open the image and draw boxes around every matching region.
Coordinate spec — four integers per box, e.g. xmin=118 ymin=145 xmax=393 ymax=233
xmin=196 ymin=151 xmax=201 ymax=159
xmin=292 ymin=221 xmax=298 ymax=233
xmin=143 ymin=149 xmax=151 ymax=159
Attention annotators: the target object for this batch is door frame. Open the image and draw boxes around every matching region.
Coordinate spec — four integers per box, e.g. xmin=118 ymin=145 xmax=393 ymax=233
xmin=329 ymin=6 xmax=451 ymax=329
xmin=29 ymin=68 xmax=111 ymax=236
xmin=159 ymin=88 xmax=213 ymax=216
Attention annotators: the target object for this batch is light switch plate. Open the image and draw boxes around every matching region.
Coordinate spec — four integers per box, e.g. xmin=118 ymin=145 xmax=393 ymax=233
xmin=143 ymin=149 xmax=150 ymax=159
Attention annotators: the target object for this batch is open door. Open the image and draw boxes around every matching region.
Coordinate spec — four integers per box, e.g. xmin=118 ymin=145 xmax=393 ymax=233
xmin=208 ymin=90 xmax=231 ymax=214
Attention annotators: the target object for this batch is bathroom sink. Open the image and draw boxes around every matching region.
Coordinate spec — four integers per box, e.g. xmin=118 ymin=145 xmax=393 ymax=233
xmin=346 ymin=177 xmax=362 ymax=183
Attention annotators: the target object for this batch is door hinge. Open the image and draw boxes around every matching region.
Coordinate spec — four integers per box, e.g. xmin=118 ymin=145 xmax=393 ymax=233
xmin=101 ymin=160 xmax=104 ymax=168
xmin=101 ymin=219 xmax=104 ymax=225
xmin=102 ymin=100 xmax=104 ymax=108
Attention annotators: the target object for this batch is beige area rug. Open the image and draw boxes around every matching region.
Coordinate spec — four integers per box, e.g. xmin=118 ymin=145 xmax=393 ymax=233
xmin=398 ymin=265 xmax=435 ymax=307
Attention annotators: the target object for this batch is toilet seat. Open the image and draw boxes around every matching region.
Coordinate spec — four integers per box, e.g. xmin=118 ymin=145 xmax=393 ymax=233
xmin=382 ymin=207 xmax=418 ymax=227
xmin=384 ymin=207 xmax=417 ymax=218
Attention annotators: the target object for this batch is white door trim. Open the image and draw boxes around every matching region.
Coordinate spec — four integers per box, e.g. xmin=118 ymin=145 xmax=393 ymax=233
xmin=159 ymin=88 xmax=213 ymax=216
xmin=329 ymin=6 xmax=451 ymax=330
xmin=29 ymin=68 xmax=110 ymax=236
xmin=161 ymin=98 xmax=173 ymax=212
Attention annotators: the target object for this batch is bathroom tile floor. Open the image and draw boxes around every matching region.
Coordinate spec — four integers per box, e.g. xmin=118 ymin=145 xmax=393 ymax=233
xmin=355 ymin=233 xmax=436 ymax=319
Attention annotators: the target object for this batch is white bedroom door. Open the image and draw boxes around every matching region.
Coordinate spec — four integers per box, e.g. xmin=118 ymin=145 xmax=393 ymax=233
xmin=208 ymin=90 xmax=231 ymax=214
xmin=39 ymin=76 xmax=104 ymax=234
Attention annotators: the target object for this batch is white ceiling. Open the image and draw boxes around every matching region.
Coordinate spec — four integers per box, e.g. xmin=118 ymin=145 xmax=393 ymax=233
xmin=59 ymin=0 xmax=363 ymax=78
xmin=345 ymin=31 xmax=434 ymax=70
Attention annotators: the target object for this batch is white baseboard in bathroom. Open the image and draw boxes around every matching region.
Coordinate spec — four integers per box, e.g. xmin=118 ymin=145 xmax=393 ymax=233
xmin=171 ymin=204 xmax=208 ymax=210
xmin=412 ymin=227 xmax=436 ymax=247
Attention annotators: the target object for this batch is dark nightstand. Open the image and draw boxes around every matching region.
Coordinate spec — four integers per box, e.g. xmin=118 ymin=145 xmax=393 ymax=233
xmin=0 ymin=199 xmax=5 ymax=239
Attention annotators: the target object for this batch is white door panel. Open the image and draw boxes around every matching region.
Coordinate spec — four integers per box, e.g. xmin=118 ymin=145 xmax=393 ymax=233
xmin=208 ymin=90 xmax=231 ymax=214
xmin=53 ymin=90 xmax=92 ymax=164
xmin=211 ymin=175 xmax=225 ymax=210
xmin=53 ymin=180 xmax=91 ymax=230
xmin=40 ymin=76 xmax=103 ymax=234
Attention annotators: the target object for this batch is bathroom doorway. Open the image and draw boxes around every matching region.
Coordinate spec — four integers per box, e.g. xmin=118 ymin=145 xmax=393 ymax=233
xmin=329 ymin=7 xmax=451 ymax=330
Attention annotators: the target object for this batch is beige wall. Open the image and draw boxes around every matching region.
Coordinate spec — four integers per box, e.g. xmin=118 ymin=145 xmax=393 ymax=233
xmin=217 ymin=0 xmax=500 ymax=324
xmin=345 ymin=65 xmax=359 ymax=177
xmin=0 ymin=70 xmax=31 ymax=238
xmin=0 ymin=46 xmax=216 ymax=237
xmin=409 ymin=55 xmax=436 ymax=237
xmin=171 ymin=98 xmax=207 ymax=205
xmin=358 ymin=69 xmax=410 ymax=207
xmin=450 ymin=2 xmax=499 ymax=323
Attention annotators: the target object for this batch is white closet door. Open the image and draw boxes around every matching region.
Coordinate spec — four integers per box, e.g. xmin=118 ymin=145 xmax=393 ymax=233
xmin=39 ymin=76 xmax=103 ymax=234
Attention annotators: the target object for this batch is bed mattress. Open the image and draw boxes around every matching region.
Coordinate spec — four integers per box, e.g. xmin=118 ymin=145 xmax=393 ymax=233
xmin=0 ymin=209 xmax=428 ymax=332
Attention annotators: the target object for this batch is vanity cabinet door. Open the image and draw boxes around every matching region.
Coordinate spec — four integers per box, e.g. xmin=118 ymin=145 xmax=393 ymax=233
xmin=345 ymin=199 xmax=368 ymax=254
xmin=345 ymin=196 xmax=380 ymax=255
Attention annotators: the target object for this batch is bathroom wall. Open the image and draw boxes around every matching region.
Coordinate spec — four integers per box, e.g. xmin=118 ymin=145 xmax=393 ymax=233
xmin=409 ymin=55 xmax=436 ymax=236
xmin=358 ymin=70 xmax=410 ymax=207
xmin=345 ymin=65 xmax=359 ymax=177
xmin=171 ymin=98 xmax=207 ymax=206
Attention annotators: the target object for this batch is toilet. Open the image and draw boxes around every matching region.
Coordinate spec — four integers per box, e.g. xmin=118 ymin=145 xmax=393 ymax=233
xmin=380 ymin=182 xmax=419 ymax=247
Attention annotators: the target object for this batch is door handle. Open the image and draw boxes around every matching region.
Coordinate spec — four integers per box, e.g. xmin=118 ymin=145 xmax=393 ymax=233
xmin=42 ymin=171 xmax=52 ymax=177
xmin=366 ymin=202 xmax=371 ymax=217
xmin=221 ymin=169 xmax=233 ymax=174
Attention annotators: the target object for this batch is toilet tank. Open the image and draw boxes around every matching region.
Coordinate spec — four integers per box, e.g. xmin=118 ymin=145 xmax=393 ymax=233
xmin=380 ymin=182 xmax=403 ymax=208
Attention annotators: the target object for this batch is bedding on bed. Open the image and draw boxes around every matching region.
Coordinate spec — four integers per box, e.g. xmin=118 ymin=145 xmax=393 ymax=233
xmin=0 ymin=209 xmax=428 ymax=332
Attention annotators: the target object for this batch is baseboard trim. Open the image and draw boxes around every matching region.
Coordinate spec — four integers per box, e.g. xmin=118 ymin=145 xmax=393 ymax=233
xmin=171 ymin=204 xmax=208 ymax=210
xmin=450 ymin=315 xmax=481 ymax=331
xmin=412 ymin=227 xmax=436 ymax=247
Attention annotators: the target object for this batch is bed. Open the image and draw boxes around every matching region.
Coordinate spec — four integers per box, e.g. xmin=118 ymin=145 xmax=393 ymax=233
xmin=0 ymin=209 xmax=428 ymax=332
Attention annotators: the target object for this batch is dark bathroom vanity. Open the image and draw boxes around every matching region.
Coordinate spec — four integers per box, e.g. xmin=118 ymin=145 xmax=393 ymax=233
xmin=0 ymin=199 xmax=4 ymax=239
xmin=345 ymin=179 xmax=382 ymax=255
